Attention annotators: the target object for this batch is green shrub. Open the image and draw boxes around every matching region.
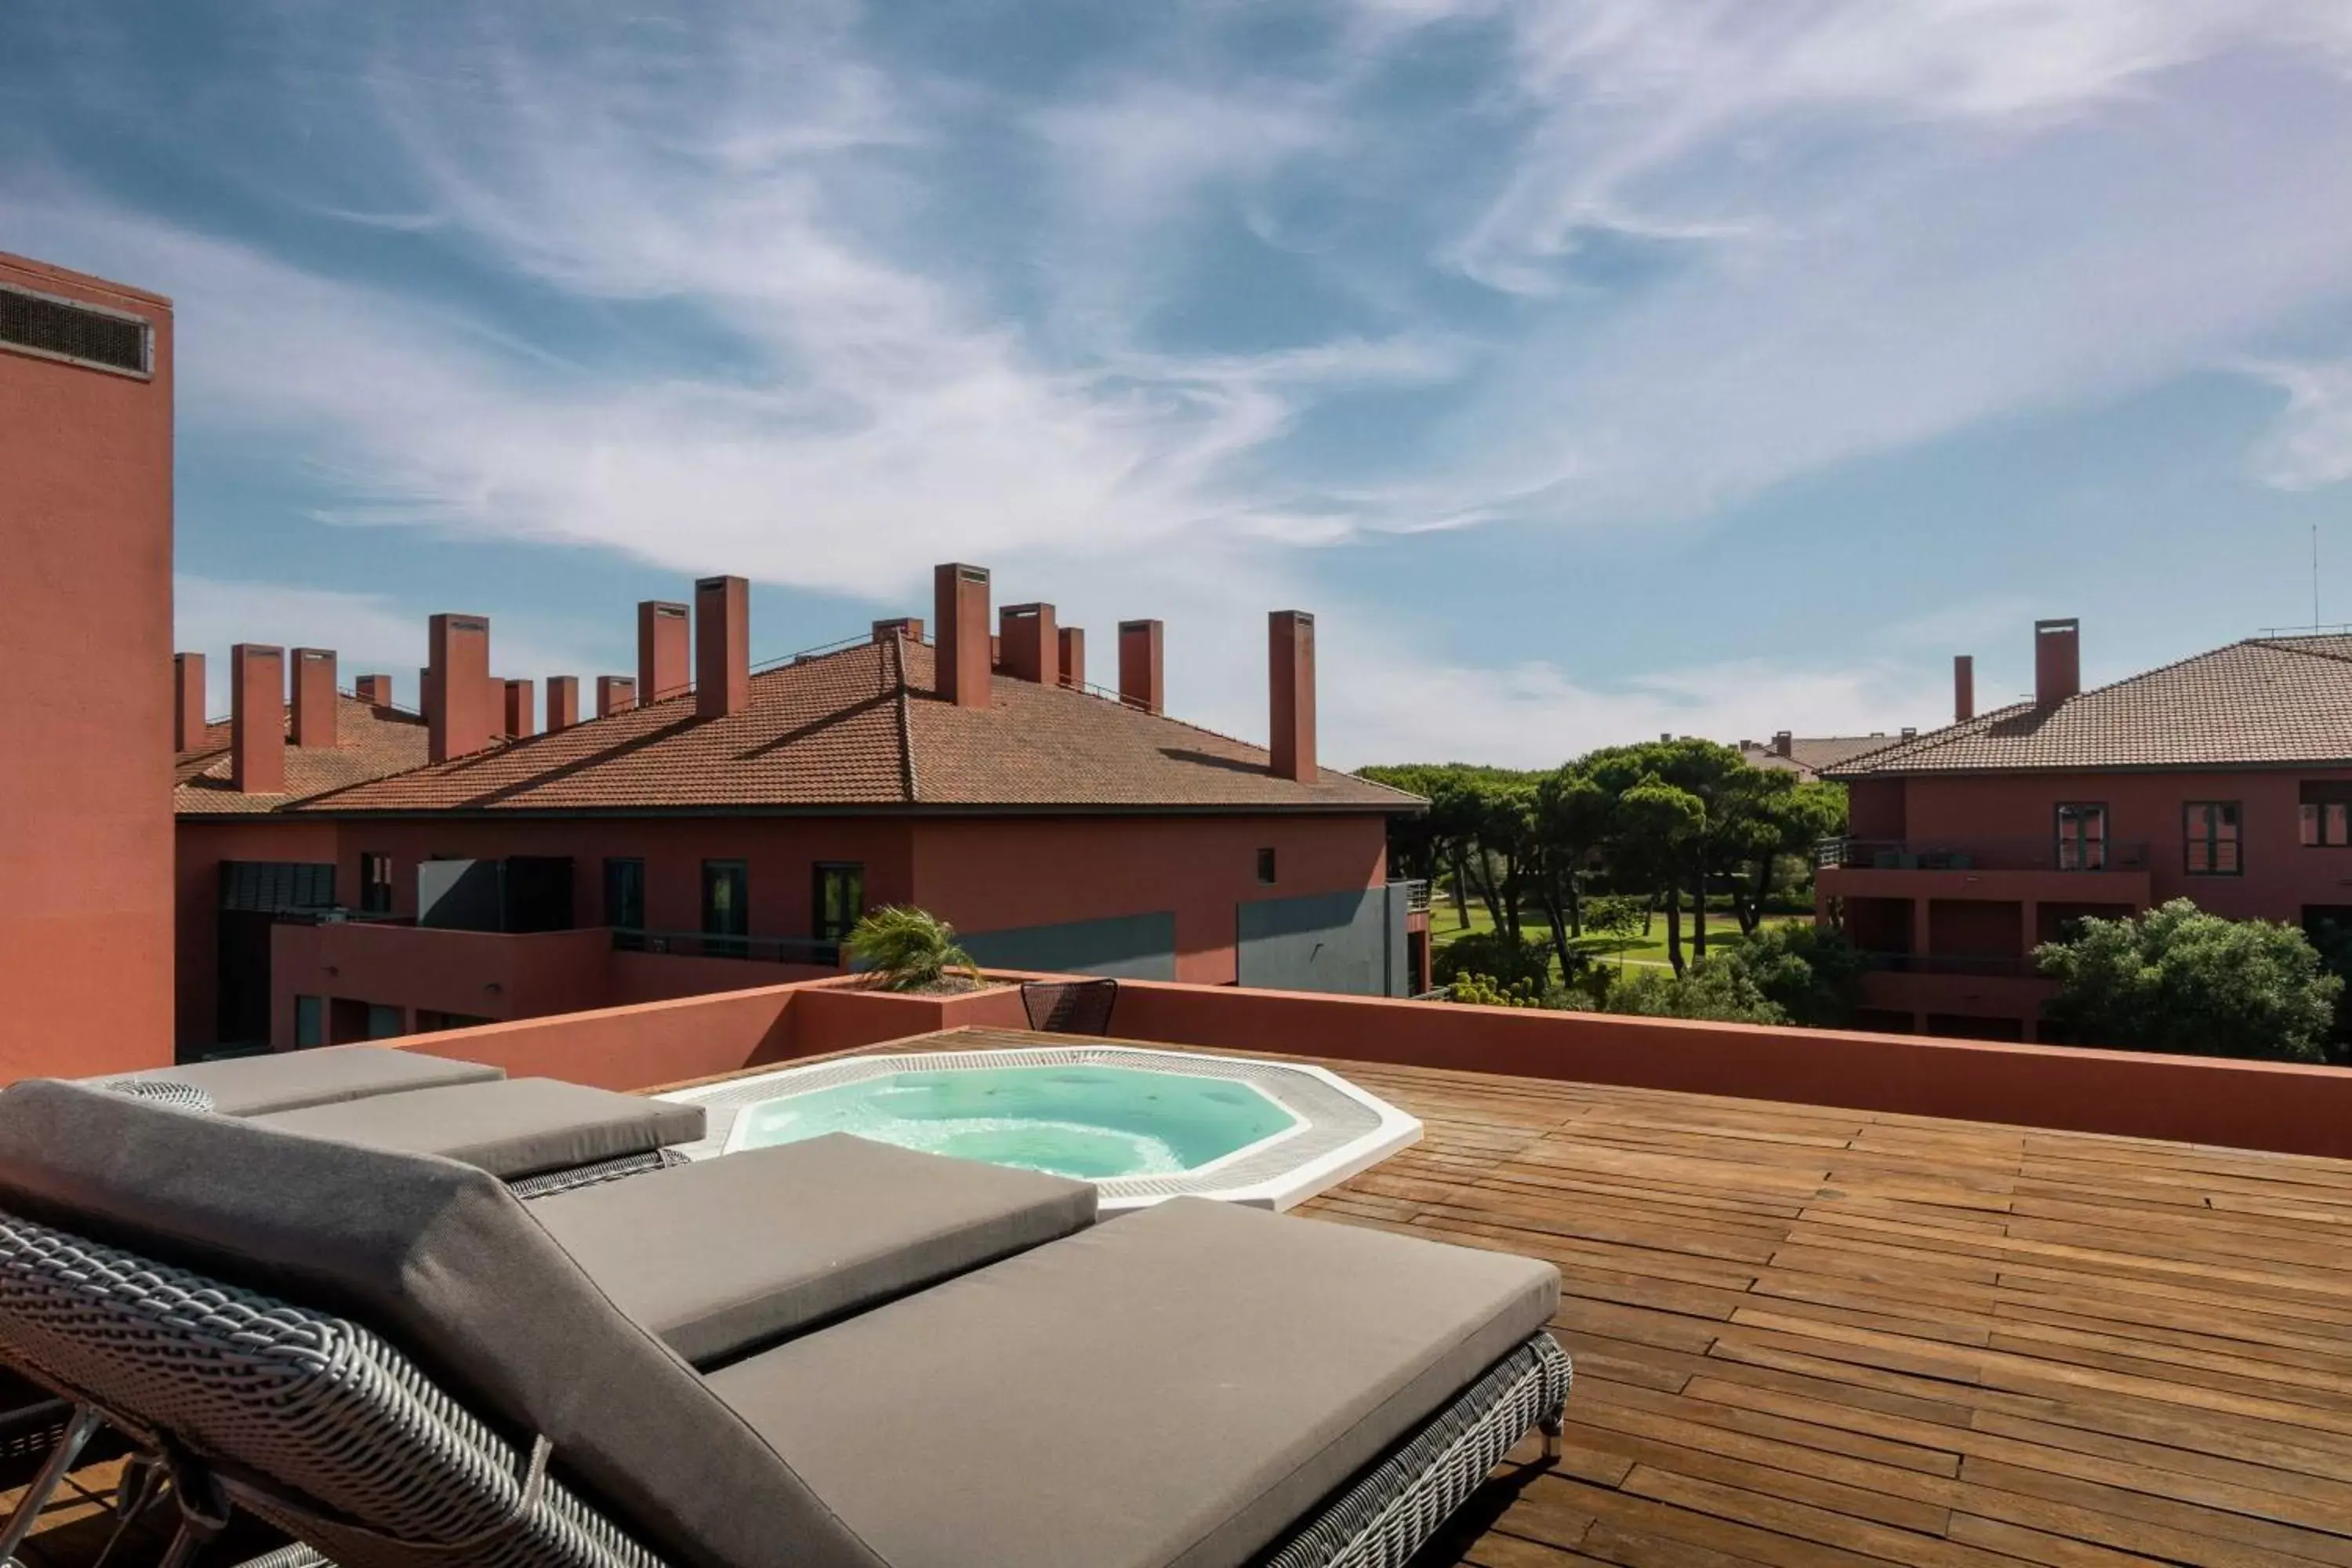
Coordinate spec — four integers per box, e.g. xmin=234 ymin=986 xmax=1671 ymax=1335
xmin=2037 ymin=899 xmax=2339 ymax=1062
xmin=1604 ymin=962 xmax=1789 ymax=1025
xmin=1449 ymin=972 xmax=1542 ymax=1008
xmin=1433 ymin=930 xmax=1552 ymax=989
xmin=1701 ymin=923 xmax=1866 ymax=1029
xmin=846 ymin=906 xmax=983 ymax=993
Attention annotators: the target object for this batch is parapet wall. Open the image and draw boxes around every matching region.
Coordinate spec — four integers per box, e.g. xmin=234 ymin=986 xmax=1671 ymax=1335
xmin=396 ymin=972 xmax=2352 ymax=1158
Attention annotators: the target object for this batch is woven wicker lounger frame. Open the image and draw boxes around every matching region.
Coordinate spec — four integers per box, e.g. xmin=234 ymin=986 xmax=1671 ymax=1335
xmin=0 ymin=1207 xmax=1567 ymax=1568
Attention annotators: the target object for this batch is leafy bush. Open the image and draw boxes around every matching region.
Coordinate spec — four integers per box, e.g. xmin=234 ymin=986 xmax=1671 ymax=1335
xmin=2036 ymin=899 xmax=2339 ymax=1062
xmin=846 ymin=906 xmax=983 ymax=993
xmin=1433 ymin=930 xmax=1553 ymax=989
xmin=1580 ymin=895 xmax=1648 ymax=939
xmin=1605 ymin=962 xmax=1791 ymax=1025
xmin=1701 ymin=923 xmax=1867 ymax=1029
xmin=1449 ymin=972 xmax=1542 ymax=1008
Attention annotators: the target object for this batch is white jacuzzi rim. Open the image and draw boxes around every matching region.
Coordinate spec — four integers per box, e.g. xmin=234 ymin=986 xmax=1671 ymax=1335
xmin=657 ymin=1045 xmax=1423 ymax=1212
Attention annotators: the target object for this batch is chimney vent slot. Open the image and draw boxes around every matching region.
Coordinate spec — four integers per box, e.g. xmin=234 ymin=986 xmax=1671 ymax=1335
xmin=0 ymin=285 xmax=151 ymax=376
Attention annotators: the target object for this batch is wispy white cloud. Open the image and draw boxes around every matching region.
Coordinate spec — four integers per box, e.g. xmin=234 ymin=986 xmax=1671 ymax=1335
xmin=22 ymin=0 xmax=2352 ymax=767
xmin=2244 ymin=358 xmax=2352 ymax=492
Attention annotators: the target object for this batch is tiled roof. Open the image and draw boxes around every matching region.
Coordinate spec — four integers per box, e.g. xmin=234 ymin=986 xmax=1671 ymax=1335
xmin=1740 ymin=736 xmax=1900 ymax=779
xmin=1828 ymin=635 xmax=2352 ymax=778
xmin=175 ymin=696 xmax=432 ymax=815
xmin=285 ymin=640 xmax=1418 ymax=816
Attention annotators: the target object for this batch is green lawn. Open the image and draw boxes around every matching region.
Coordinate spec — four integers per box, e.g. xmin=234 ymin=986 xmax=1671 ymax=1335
xmin=1428 ymin=899 xmax=1812 ymax=971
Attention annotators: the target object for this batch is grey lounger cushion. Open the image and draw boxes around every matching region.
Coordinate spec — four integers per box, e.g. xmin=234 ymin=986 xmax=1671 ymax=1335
xmin=534 ymin=1134 xmax=1098 ymax=1366
xmin=249 ymin=1078 xmax=704 ymax=1180
xmin=709 ymin=1195 xmax=1560 ymax=1568
xmin=99 ymin=1045 xmax=502 ymax=1116
xmin=0 ymin=1080 xmax=884 ymax=1568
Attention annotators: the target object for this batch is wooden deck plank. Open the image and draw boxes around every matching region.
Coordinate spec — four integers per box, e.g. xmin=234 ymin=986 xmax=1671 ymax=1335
xmin=897 ymin=1030 xmax=2352 ymax=1566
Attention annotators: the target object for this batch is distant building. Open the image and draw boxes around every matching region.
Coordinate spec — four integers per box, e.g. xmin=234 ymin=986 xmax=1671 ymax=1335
xmin=1817 ymin=620 xmax=2352 ymax=1040
xmin=1737 ymin=731 xmax=1911 ymax=783
xmin=175 ymin=572 xmax=1431 ymax=1054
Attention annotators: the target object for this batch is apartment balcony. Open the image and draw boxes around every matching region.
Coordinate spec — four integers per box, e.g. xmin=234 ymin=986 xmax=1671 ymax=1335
xmin=1814 ymin=835 xmax=2152 ymax=909
xmin=1854 ymin=950 xmax=2059 ymax=1034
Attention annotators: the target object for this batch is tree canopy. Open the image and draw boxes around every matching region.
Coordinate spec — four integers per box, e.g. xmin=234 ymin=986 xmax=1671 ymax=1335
xmin=2036 ymin=899 xmax=2341 ymax=1063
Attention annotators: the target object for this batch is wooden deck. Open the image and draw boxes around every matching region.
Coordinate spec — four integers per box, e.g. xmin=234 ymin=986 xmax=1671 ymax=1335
xmin=927 ymin=1029 xmax=2352 ymax=1567
xmin=16 ymin=1027 xmax=2352 ymax=1566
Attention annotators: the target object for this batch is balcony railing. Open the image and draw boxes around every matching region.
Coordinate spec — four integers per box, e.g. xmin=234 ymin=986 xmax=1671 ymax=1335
xmin=612 ymin=927 xmax=844 ymax=967
xmin=1859 ymin=952 xmax=2044 ymax=978
xmin=1815 ymin=837 xmax=2151 ymax=873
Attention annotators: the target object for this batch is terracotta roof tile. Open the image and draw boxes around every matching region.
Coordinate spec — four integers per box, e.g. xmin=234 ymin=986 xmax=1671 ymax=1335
xmin=1740 ymin=735 xmax=1900 ymax=779
xmin=175 ymin=696 xmax=432 ymax=815
xmin=1829 ymin=635 xmax=2352 ymax=778
xmin=285 ymin=640 xmax=1417 ymax=816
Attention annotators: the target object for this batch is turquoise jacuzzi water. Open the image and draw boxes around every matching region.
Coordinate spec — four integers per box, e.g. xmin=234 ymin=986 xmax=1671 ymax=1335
xmin=730 ymin=1064 xmax=1298 ymax=1179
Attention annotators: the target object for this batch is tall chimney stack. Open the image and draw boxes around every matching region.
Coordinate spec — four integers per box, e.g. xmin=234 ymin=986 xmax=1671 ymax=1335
xmin=1954 ymin=655 xmax=1975 ymax=724
xmin=1773 ymin=731 xmax=1793 ymax=759
xmin=546 ymin=676 xmax=579 ymax=732
xmin=695 ymin=575 xmax=750 ymax=720
xmin=1058 ymin=626 xmax=1086 ymax=689
xmin=419 ymin=666 xmax=434 ymax=726
xmin=1269 ymin=610 xmax=1316 ymax=783
xmin=427 ymin=613 xmax=494 ymax=763
xmin=638 ymin=600 xmax=690 ymax=703
xmin=934 ymin=563 xmax=992 ymax=709
xmin=172 ymin=652 xmax=206 ymax=752
xmin=353 ymin=673 xmax=393 ymax=708
xmin=1000 ymin=603 xmax=1057 ymax=684
xmin=230 ymin=644 xmax=284 ymax=793
xmin=502 ymin=679 xmax=535 ymax=740
xmin=1118 ymin=619 xmax=1163 ymax=714
xmin=2034 ymin=619 xmax=2080 ymax=709
xmin=596 ymin=675 xmax=637 ymax=717
xmin=290 ymin=648 xmax=338 ymax=749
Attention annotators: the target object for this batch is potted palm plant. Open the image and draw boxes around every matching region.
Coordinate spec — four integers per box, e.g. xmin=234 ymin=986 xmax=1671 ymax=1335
xmin=844 ymin=906 xmax=985 ymax=993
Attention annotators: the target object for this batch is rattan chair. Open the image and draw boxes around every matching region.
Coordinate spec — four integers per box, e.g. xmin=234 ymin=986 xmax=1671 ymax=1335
xmin=1020 ymin=977 xmax=1119 ymax=1035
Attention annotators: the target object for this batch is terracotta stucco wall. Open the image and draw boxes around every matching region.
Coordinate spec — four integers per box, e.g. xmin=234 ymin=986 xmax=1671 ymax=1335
xmin=909 ymin=814 xmax=1389 ymax=985
xmin=0 ymin=253 xmax=175 ymax=1079
xmin=1900 ymin=768 xmax=2352 ymax=920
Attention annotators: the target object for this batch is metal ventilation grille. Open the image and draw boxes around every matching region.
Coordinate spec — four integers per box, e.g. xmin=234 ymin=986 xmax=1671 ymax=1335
xmin=0 ymin=285 xmax=150 ymax=375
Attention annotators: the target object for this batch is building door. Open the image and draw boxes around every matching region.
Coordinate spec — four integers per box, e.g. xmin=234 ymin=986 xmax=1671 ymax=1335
xmin=702 ymin=859 xmax=750 ymax=958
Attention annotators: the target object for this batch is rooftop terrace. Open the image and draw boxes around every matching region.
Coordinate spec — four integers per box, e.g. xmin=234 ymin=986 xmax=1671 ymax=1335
xmin=14 ymin=1015 xmax=2352 ymax=1567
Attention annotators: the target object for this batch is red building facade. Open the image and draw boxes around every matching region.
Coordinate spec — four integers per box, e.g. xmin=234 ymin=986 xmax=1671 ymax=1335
xmin=176 ymin=568 xmax=1428 ymax=1054
xmin=0 ymin=252 xmax=176 ymax=1078
xmin=1818 ymin=621 xmax=2352 ymax=1039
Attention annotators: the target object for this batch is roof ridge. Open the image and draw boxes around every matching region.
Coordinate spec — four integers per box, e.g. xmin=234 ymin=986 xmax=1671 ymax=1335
xmin=2247 ymin=634 xmax=2352 ymax=670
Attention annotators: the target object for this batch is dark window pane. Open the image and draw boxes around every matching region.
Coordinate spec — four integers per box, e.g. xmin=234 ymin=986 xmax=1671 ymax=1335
xmin=1257 ymin=848 xmax=1277 ymax=884
xmin=2304 ymin=804 xmax=2321 ymax=846
xmin=814 ymin=863 xmax=866 ymax=944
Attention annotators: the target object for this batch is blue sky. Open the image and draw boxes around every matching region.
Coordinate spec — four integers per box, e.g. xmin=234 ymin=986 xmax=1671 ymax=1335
xmin=10 ymin=1 xmax=2352 ymax=765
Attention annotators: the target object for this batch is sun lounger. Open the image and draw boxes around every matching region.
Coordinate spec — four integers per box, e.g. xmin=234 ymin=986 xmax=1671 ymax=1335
xmin=248 ymin=1077 xmax=705 ymax=1189
xmin=531 ymin=1133 xmax=1098 ymax=1366
xmin=0 ymin=1080 xmax=1567 ymax=1568
xmin=93 ymin=1044 xmax=503 ymax=1116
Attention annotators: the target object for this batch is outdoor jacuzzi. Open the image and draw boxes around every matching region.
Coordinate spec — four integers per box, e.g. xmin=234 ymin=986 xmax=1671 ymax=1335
xmin=659 ymin=1045 xmax=1421 ymax=1211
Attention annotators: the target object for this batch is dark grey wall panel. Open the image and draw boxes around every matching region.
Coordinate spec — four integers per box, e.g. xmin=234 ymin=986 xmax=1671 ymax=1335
xmin=961 ymin=910 xmax=1178 ymax=981
xmin=1236 ymin=884 xmax=1410 ymax=997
